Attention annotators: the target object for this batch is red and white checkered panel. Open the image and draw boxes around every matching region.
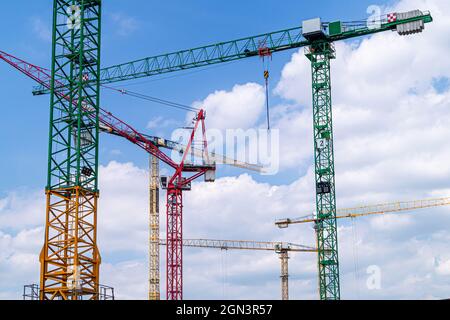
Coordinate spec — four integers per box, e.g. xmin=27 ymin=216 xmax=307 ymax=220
xmin=82 ymin=73 xmax=89 ymax=82
xmin=387 ymin=13 xmax=397 ymax=23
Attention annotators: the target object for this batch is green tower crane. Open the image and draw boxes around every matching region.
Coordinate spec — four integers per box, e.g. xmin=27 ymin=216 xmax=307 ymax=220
xmin=33 ymin=9 xmax=432 ymax=300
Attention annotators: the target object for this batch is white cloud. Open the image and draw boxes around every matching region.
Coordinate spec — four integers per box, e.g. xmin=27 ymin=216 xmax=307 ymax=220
xmin=109 ymin=149 xmax=122 ymax=156
xmin=102 ymin=261 xmax=147 ymax=300
xmin=369 ymin=214 xmax=415 ymax=232
xmin=435 ymin=258 xmax=450 ymax=276
xmin=0 ymin=228 xmax=42 ymax=299
xmin=274 ymin=50 xmax=310 ymax=106
xmin=192 ymin=83 xmax=266 ymax=131
xmin=0 ymin=162 xmax=150 ymax=300
xmin=269 ymin=104 xmax=313 ymax=171
xmin=31 ymin=17 xmax=51 ymax=42
xmin=2 ymin=157 xmax=450 ymax=300
xmin=272 ymin=0 xmax=450 ymax=176
xmin=110 ymin=13 xmax=139 ymax=37
xmin=146 ymin=116 xmax=178 ymax=130
xmin=98 ymin=161 xmax=148 ymax=254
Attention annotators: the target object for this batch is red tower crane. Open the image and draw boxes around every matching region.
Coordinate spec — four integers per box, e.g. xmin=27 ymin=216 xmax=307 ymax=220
xmin=160 ymin=109 xmax=215 ymax=300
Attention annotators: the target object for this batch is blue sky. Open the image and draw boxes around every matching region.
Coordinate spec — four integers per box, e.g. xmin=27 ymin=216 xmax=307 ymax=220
xmin=2 ymin=0 xmax=450 ymax=300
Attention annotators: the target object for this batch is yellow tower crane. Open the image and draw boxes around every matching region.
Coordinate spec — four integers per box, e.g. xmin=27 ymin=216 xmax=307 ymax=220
xmin=275 ymin=196 xmax=450 ymax=298
xmin=160 ymin=239 xmax=318 ymax=300
xmin=275 ymin=196 xmax=450 ymax=227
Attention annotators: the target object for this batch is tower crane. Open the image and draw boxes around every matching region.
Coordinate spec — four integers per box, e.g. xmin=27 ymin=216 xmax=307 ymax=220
xmin=145 ymin=110 xmax=264 ymax=300
xmin=146 ymin=144 xmax=263 ymax=300
xmin=32 ymin=8 xmax=433 ymax=300
xmin=159 ymin=239 xmax=318 ymax=300
xmin=275 ymin=196 xmax=450 ymax=297
xmin=149 ymin=155 xmax=160 ymax=301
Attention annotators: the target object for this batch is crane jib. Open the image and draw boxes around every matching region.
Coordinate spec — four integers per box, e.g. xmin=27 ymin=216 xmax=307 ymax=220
xmin=31 ymin=10 xmax=432 ymax=96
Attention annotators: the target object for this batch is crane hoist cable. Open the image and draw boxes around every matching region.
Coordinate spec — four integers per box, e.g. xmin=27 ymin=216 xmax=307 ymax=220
xmin=258 ymin=42 xmax=272 ymax=131
xmin=264 ymin=69 xmax=270 ymax=131
xmin=19 ymin=62 xmax=200 ymax=114
xmin=102 ymin=84 xmax=199 ymax=113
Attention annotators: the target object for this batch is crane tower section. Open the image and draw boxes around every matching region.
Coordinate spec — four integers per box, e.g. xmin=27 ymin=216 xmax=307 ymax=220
xmin=149 ymin=156 xmax=160 ymax=300
xmin=40 ymin=0 xmax=102 ymax=300
xmin=304 ymin=18 xmax=340 ymax=300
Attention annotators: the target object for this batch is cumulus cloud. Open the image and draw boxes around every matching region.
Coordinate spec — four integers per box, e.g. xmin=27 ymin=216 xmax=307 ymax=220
xmin=2 ymin=157 xmax=450 ymax=300
xmin=109 ymin=13 xmax=139 ymax=37
xmin=192 ymin=83 xmax=266 ymax=131
xmin=31 ymin=17 xmax=52 ymax=42
xmin=0 ymin=162 xmax=150 ymax=300
xmin=435 ymin=258 xmax=450 ymax=276
xmin=0 ymin=228 xmax=42 ymax=299
xmin=270 ymin=0 xmax=450 ymax=173
xmin=0 ymin=190 xmax=45 ymax=231
xmin=146 ymin=116 xmax=178 ymax=130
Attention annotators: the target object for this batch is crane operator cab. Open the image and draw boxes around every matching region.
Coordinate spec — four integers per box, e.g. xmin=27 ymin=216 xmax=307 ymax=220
xmin=302 ymin=18 xmax=327 ymax=41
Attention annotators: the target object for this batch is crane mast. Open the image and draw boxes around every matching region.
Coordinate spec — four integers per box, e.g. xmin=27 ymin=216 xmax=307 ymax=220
xmin=279 ymin=250 xmax=289 ymax=300
xmin=39 ymin=0 xmax=102 ymax=300
xmin=149 ymin=155 xmax=160 ymax=300
xmin=164 ymin=109 xmax=215 ymax=300
xmin=304 ymin=33 xmax=340 ymax=300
